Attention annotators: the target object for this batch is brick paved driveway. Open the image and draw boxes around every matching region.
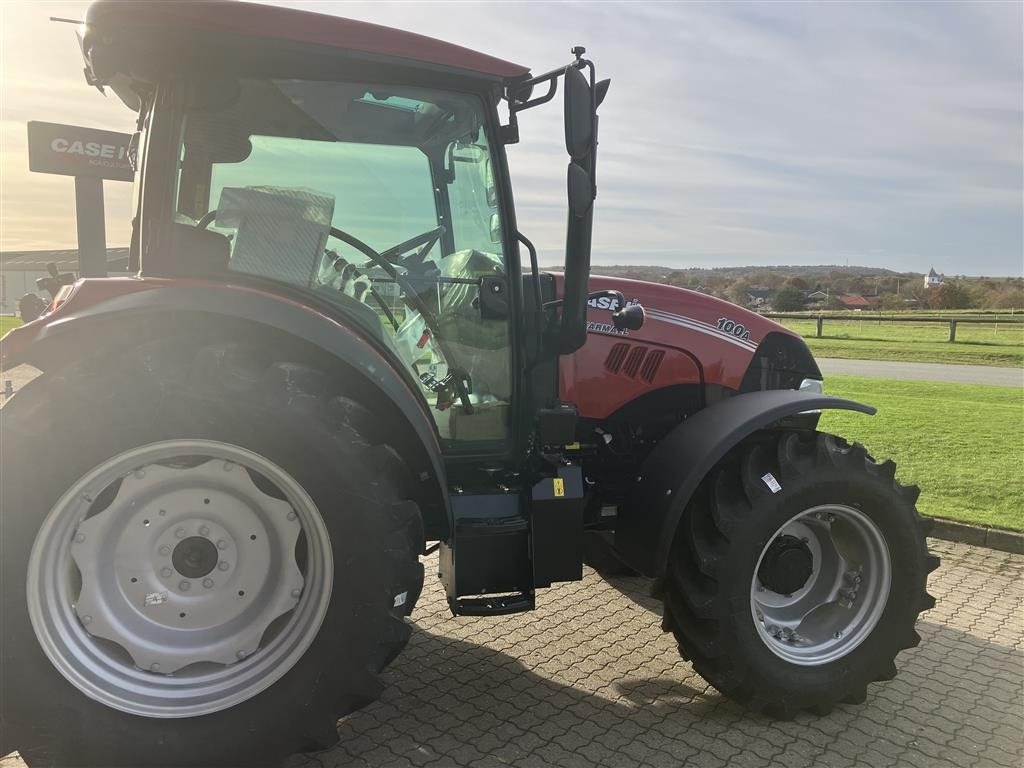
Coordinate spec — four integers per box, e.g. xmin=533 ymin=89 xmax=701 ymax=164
xmin=3 ymin=540 xmax=1021 ymax=767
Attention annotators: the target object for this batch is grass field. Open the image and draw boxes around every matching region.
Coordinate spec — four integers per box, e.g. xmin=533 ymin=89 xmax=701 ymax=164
xmin=0 ymin=317 xmax=23 ymax=336
xmin=819 ymin=375 xmax=1023 ymax=531
xmin=778 ymin=317 xmax=1024 ymax=367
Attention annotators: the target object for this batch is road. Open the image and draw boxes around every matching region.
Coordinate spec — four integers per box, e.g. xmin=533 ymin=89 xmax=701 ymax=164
xmin=4 ymin=539 xmax=1020 ymax=768
xmin=818 ymin=357 xmax=1023 ymax=387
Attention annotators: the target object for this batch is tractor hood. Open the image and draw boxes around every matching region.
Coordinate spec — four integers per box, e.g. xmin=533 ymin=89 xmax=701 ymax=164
xmin=584 ymin=274 xmax=792 ymax=354
xmin=556 ymin=274 xmax=821 ymax=420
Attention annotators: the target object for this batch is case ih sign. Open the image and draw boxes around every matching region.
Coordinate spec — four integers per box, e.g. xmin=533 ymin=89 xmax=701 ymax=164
xmin=27 ymin=121 xmax=133 ymax=181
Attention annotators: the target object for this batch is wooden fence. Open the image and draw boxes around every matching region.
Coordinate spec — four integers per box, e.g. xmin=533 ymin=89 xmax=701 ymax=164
xmin=763 ymin=313 xmax=1024 ymax=342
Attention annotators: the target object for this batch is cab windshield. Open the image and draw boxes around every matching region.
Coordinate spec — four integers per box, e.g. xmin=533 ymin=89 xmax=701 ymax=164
xmin=171 ymin=79 xmax=511 ymax=444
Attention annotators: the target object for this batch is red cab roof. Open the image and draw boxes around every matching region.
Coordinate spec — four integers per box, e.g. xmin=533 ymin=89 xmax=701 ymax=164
xmin=85 ymin=0 xmax=531 ymax=82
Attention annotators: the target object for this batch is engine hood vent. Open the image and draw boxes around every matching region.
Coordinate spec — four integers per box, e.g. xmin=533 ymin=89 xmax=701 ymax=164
xmin=604 ymin=343 xmax=664 ymax=383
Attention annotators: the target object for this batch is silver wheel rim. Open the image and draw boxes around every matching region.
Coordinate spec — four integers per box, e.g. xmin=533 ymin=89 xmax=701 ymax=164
xmin=750 ymin=504 xmax=891 ymax=666
xmin=27 ymin=439 xmax=333 ymax=718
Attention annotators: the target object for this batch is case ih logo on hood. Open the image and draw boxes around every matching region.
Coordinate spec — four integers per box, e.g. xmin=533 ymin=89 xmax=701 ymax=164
xmin=587 ymin=294 xmax=640 ymax=312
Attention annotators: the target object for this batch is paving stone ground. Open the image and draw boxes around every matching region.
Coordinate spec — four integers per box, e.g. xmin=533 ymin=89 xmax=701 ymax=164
xmin=2 ymin=540 xmax=1021 ymax=767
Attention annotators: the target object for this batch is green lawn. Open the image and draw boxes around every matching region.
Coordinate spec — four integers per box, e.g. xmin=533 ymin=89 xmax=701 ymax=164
xmin=819 ymin=375 xmax=1024 ymax=531
xmin=778 ymin=317 xmax=1024 ymax=367
xmin=1 ymin=316 xmax=23 ymax=336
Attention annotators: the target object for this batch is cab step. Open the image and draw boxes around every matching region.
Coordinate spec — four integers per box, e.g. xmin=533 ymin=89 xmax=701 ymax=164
xmin=450 ymin=592 xmax=535 ymax=616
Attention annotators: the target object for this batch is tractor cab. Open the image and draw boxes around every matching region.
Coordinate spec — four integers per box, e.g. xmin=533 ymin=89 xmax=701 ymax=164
xmin=80 ymin=0 xmax=621 ymax=454
xmin=169 ymin=79 xmax=515 ymax=444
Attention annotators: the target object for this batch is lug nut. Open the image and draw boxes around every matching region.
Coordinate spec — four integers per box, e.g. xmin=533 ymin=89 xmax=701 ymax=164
xmin=175 ymin=528 xmax=186 ymax=539
xmin=202 ymin=578 xmax=214 ymax=589
xmin=834 ymin=631 xmax=843 ymax=639
xmin=179 ymin=580 xmax=191 ymax=591
xmin=218 ymin=561 xmax=230 ymax=571
xmin=81 ymin=615 xmax=92 ymax=625
xmin=216 ymin=540 xmax=228 ymax=550
xmin=286 ymin=511 xmax=297 ymax=521
xmin=159 ymin=545 xmax=171 ymax=556
xmin=291 ymin=588 xmax=302 ymax=598
xmin=74 ymin=533 xmax=85 ymax=543
xmin=161 ymin=567 xmax=173 ymax=577
xmin=236 ymin=650 xmax=247 ymax=659
xmin=150 ymin=663 xmax=161 ymax=672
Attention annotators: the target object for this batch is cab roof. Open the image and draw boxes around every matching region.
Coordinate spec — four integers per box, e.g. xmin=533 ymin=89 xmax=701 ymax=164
xmin=84 ymin=0 xmax=531 ymax=83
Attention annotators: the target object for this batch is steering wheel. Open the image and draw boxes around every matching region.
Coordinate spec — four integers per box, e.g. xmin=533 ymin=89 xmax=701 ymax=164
xmin=325 ymin=226 xmax=474 ymax=413
xmin=376 ymin=226 xmax=445 ymax=268
xmin=194 ymin=210 xmax=218 ymax=230
xmin=193 ymin=213 xmax=470 ymax=410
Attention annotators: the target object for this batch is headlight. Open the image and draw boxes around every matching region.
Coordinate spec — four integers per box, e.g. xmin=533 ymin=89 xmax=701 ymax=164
xmin=798 ymin=378 xmax=824 ymax=414
xmin=799 ymin=378 xmax=824 ymax=395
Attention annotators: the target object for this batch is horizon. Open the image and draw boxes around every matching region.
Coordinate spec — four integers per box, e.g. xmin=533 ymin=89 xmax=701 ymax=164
xmin=3 ymin=242 xmax=1013 ymax=281
xmin=1 ymin=1 xmax=1021 ymax=277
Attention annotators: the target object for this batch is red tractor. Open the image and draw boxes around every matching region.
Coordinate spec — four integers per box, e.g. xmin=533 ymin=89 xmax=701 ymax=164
xmin=0 ymin=3 xmax=937 ymax=766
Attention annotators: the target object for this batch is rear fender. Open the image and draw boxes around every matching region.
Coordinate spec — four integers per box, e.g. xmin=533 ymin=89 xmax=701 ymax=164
xmin=614 ymin=389 xmax=875 ymax=577
xmin=1 ymin=278 xmax=450 ymax=534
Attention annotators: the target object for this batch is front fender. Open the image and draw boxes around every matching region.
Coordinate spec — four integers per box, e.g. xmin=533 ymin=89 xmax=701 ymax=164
xmin=615 ymin=389 xmax=875 ymax=577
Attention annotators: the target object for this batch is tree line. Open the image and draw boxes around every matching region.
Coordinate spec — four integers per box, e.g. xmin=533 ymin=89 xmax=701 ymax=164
xmin=590 ymin=266 xmax=1024 ymax=312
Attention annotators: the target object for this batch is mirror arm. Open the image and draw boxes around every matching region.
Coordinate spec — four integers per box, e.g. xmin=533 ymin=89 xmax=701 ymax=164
xmin=517 ymin=231 xmax=543 ymax=311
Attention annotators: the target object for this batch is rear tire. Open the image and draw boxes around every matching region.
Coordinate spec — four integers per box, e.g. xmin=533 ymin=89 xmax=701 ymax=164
xmin=659 ymin=430 xmax=939 ymax=718
xmin=1 ymin=342 xmax=425 ymax=766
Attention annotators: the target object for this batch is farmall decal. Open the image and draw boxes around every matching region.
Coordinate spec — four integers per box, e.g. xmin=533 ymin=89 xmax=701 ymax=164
xmin=586 ymin=293 xmax=640 ymax=336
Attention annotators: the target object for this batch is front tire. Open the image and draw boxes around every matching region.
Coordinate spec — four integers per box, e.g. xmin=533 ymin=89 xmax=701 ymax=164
xmin=1 ymin=342 xmax=425 ymax=766
xmin=659 ymin=430 xmax=939 ymax=718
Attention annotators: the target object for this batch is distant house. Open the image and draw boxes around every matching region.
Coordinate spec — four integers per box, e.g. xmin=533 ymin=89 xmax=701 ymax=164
xmin=924 ymin=268 xmax=944 ymax=289
xmin=746 ymin=288 xmax=774 ymax=309
xmin=805 ymin=289 xmax=829 ymax=306
xmin=838 ymin=294 xmax=873 ymax=310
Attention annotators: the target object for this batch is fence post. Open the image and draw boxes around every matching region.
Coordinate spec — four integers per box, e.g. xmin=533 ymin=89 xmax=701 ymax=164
xmin=816 ymin=316 xmax=823 ymax=338
xmin=948 ymin=319 xmax=957 ymax=342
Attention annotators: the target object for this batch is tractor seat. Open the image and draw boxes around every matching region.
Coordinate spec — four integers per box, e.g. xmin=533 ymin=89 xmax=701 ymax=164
xmin=165 ymin=223 xmax=232 ymax=277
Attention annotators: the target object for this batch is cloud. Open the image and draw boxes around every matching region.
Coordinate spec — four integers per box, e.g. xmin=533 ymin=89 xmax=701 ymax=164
xmin=1 ymin=1 xmax=1021 ymax=275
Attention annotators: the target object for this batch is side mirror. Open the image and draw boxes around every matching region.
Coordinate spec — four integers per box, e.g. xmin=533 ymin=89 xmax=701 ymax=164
xmin=612 ymin=303 xmax=645 ymax=331
xmin=489 ymin=212 xmax=502 ymax=244
xmin=563 ymin=65 xmax=593 ymax=161
xmin=557 ymin=62 xmax=598 ymax=353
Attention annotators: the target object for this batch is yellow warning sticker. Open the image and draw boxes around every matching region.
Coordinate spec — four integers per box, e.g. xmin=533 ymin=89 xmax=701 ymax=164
xmin=553 ymin=478 xmax=565 ymax=497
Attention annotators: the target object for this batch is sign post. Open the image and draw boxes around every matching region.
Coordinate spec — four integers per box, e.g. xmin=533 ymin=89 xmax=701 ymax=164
xmin=27 ymin=121 xmax=134 ymax=278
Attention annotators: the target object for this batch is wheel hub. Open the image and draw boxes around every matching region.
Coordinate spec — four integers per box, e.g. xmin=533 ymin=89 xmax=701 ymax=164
xmin=27 ymin=439 xmax=334 ymax=718
xmin=750 ymin=504 xmax=891 ymax=666
xmin=69 ymin=460 xmax=307 ymax=672
xmin=757 ymin=534 xmax=813 ymax=595
xmin=172 ymin=536 xmax=219 ymax=578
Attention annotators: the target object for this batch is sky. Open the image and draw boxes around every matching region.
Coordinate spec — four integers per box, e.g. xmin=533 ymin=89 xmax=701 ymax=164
xmin=1 ymin=1 xmax=1021 ymax=276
